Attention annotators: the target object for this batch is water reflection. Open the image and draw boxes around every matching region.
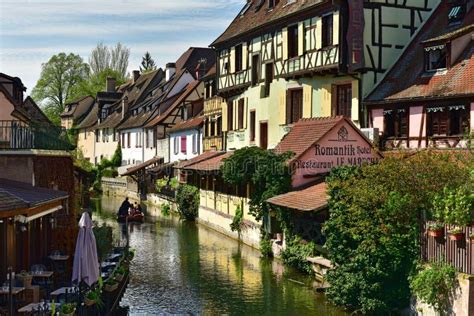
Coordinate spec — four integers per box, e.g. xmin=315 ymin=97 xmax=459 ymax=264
xmin=91 ymin=196 xmax=346 ymax=315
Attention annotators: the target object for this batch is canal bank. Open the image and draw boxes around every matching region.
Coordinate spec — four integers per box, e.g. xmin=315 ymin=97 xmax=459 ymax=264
xmin=91 ymin=195 xmax=346 ymax=315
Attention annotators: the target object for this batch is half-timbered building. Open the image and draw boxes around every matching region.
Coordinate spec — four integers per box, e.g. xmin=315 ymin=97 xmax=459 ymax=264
xmin=365 ymin=0 xmax=473 ymax=149
xmin=211 ymin=0 xmax=440 ymax=151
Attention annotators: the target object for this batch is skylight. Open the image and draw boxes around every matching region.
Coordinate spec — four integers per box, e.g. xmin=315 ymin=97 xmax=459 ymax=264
xmin=448 ymin=5 xmax=464 ymax=24
xmin=239 ymin=1 xmax=252 ymax=17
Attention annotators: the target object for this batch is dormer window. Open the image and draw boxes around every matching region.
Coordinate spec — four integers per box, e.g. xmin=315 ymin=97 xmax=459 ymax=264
xmin=448 ymin=5 xmax=465 ymax=24
xmin=239 ymin=1 xmax=252 ymax=17
xmin=424 ymin=45 xmax=447 ymax=71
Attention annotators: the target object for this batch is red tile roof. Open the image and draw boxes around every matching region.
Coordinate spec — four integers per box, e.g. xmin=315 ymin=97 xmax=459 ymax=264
xmin=274 ymin=116 xmax=345 ymax=161
xmin=184 ymin=152 xmax=234 ymax=172
xmin=366 ymin=3 xmax=474 ymax=103
xmin=267 ymin=182 xmax=328 ymax=212
xmin=175 ymin=151 xmax=226 ymax=169
xmin=211 ymin=0 xmax=330 ymax=47
xmin=168 ymin=116 xmax=204 ymax=133
xmin=121 ymin=157 xmax=163 ymax=176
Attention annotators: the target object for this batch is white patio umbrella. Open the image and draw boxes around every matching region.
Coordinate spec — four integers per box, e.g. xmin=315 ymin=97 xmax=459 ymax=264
xmin=72 ymin=212 xmax=100 ymax=287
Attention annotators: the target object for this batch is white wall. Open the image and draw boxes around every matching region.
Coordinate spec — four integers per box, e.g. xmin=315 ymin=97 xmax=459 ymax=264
xmin=120 ymin=128 xmax=144 ymax=166
xmin=169 ymin=128 xmax=203 ymax=163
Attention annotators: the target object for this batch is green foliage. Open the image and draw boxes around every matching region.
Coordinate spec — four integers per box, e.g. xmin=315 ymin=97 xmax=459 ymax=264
xmin=60 ymin=303 xmax=75 ymax=314
xmin=323 ymin=152 xmax=470 ymax=314
xmin=93 ymin=223 xmax=113 ymax=263
xmin=161 ymin=203 xmax=171 ymax=217
xmin=176 ymin=184 xmax=200 ymax=221
xmin=73 ymin=148 xmax=94 ymax=173
xmin=110 ymin=144 xmax=122 ymax=168
xmin=259 ymin=236 xmax=273 ymax=258
xmin=86 ymin=287 xmax=104 ymax=309
xmin=101 ymin=168 xmax=118 ymax=178
xmin=281 ymin=236 xmax=318 ymax=274
xmin=410 ymin=262 xmax=458 ymax=313
xmin=230 ymin=204 xmax=243 ymax=232
xmin=156 ymin=176 xmax=179 ymax=192
xmin=140 ymin=51 xmax=157 ymax=73
xmin=75 ymin=68 xmax=126 ymax=99
xmin=105 ymin=278 xmax=118 ymax=286
xmin=221 ymin=146 xmax=293 ymax=222
xmin=433 ymin=186 xmax=473 ymax=226
xmin=32 ymin=53 xmax=89 ymax=125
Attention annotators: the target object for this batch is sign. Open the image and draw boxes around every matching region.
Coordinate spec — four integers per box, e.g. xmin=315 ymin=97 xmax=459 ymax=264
xmin=292 ymin=122 xmax=380 ymax=187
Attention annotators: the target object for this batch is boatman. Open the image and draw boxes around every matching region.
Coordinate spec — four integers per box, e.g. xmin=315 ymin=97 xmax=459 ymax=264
xmin=118 ymin=197 xmax=131 ymax=217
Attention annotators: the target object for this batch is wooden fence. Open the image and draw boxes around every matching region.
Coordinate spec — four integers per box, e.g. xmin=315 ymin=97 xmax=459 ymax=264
xmin=421 ymin=221 xmax=474 ymax=274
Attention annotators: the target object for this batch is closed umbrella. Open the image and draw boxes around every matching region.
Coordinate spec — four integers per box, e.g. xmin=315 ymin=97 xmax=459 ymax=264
xmin=72 ymin=212 xmax=99 ymax=286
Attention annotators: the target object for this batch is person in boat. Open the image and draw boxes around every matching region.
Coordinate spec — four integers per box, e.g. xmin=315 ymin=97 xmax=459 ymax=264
xmin=118 ymin=197 xmax=131 ymax=217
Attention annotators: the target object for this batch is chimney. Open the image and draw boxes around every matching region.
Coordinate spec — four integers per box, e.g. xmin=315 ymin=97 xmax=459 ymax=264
xmin=165 ymin=63 xmax=176 ymax=81
xmin=133 ymin=70 xmax=140 ymax=83
xmin=122 ymin=96 xmax=129 ymax=119
xmin=106 ymin=77 xmax=116 ymax=92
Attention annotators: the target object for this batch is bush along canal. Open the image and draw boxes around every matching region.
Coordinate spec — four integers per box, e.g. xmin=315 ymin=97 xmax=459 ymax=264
xmin=90 ymin=195 xmax=346 ymax=315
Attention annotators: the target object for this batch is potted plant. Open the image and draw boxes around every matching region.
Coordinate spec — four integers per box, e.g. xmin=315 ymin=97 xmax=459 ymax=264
xmin=448 ymin=228 xmax=464 ymax=241
xmin=114 ymin=265 xmax=126 ymax=282
xmin=427 ymin=223 xmax=444 ymax=238
xmin=84 ymin=288 xmax=104 ymax=308
xmin=104 ymin=278 xmax=118 ymax=292
xmin=17 ymin=271 xmax=33 ymax=288
xmin=60 ymin=303 xmax=76 ymax=316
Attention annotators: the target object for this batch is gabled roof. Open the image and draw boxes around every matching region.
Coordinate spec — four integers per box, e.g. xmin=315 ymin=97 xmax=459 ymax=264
xmin=61 ymin=96 xmax=95 ymax=120
xmin=267 ymin=182 xmax=328 ymax=212
xmin=366 ymin=2 xmax=474 ymax=103
xmin=22 ymin=97 xmax=51 ymax=125
xmin=175 ymin=47 xmax=216 ymax=75
xmin=168 ymin=116 xmax=204 ymax=133
xmin=121 ymin=157 xmax=163 ymax=176
xmin=76 ymin=103 xmax=99 ymax=129
xmin=123 ymin=69 xmax=164 ymax=108
xmin=274 ymin=116 xmax=346 ymax=162
xmin=181 ymin=151 xmax=233 ymax=172
xmin=211 ymin=0 xmax=328 ymax=47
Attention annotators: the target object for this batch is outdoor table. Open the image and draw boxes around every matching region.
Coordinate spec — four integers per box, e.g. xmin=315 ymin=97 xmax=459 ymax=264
xmin=48 ymin=255 xmax=70 ymax=261
xmin=107 ymin=253 xmax=122 ymax=261
xmin=0 ymin=287 xmax=25 ymax=295
xmin=50 ymin=287 xmax=75 ymax=297
xmin=101 ymin=262 xmax=117 ymax=268
xmin=18 ymin=302 xmax=60 ymax=314
xmin=31 ymin=271 xmax=54 ymax=278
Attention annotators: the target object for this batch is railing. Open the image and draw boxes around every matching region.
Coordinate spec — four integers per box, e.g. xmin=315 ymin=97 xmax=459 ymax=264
xmin=204 ymin=96 xmax=224 ymax=116
xmin=421 ymin=221 xmax=474 ymax=274
xmin=0 ymin=120 xmax=74 ymax=151
xmin=203 ymin=135 xmax=224 ymax=152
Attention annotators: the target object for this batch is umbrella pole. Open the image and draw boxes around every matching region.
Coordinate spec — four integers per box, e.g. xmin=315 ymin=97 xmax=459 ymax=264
xmin=8 ymin=267 xmax=12 ymax=316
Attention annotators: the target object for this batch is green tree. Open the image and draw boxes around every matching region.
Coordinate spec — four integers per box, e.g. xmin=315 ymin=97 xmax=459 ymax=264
xmin=139 ymin=52 xmax=157 ymax=73
xmin=76 ymin=68 xmax=126 ymax=98
xmin=323 ymin=152 xmax=470 ymax=314
xmin=176 ymin=184 xmax=200 ymax=221
xmin=32 ymin=53 xmax=89 ymax=125
xmin=110 ymin=143 xmax=122 ymax=168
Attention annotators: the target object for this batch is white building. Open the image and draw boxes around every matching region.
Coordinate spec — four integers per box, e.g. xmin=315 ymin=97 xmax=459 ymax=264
xmin=168 ymin=116 xmax=204 ymax=163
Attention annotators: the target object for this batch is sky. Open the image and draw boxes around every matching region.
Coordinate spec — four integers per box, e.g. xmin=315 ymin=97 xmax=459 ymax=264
xmin=0 ymin=0 xmax=244 ymax=95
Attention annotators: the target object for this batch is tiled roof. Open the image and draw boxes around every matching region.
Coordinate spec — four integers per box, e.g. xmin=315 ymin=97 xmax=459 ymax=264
xmin=183 ymin=151 xmax=233 ymax=172
xmin=274 ymin=116 xmax=345 ymax=161
xmin=121 ymin=157 xmax=163 ymax=176
xmin=211 ymin=0 xmax=328 ymax=46
xmin=123 ymin=69 xmax=164 ymax=108
xmin=175 ymin=48 xmax=216 ymax=75
xmin=22 ymin=97 xmax=51 ymax=124
xmin=267 ymin=182 xmax=328 ymax=212
xmin=168 ymin=116 xmax=204 ymax=133
xmin=423 ymin=24 xmax=474 ymax=44
xmin=60 ymin=96 xmax=95 ymax=121
xmin=0 ymin=178 xmax=68 ymax=211
xmin=0 ymin=191 xmax=28 ymax=211
xmin=366 ymin=2 xmax=474 ymax=103
xmin=175 ymin=151 xmax=226 ymax=169
xmin=76 ymin=103 xmax=99 ymax=129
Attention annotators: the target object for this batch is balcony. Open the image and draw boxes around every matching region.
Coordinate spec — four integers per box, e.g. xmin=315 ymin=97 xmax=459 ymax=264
xmin=203 ymin=135 xmax=224 ymax=152
xmin=204 ymin=96 xmax=224 ymax=116
xmin=0 ymin=120 xmax=74 ymax=151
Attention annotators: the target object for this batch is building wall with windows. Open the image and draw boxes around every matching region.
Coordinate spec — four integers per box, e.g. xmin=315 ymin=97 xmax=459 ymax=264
xmin=77 ymin=129 xmax=95 ymax=162
xmin=119 ymin=127 xmax=144 ymax=166
xmin=169 ymin=128 xmax=203 ymax=163
xmin=94 ymin=127 xmax=119 ymax=164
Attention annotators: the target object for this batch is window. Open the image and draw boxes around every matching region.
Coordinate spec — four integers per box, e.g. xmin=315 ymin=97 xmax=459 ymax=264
xmin=235 ymin=44 xmax=243 ymax=72
xmin=427 ymin=105 xmax=469 ymax=137
xmin=127 ymin=132 xmax=131 ymax=148
xmin=136 ymin=132 xmax=142 ymax=148
xmin=288 ymin=24 xmax=299 ymax=59
xmin=264 ymin=63 xmax=274 ymax=97
xmin=448 ymin=5 xmax=465 ymax=24
xmin=425 ymin=46 xmax=447 ymax=71
xmin=174 ymin=137 xmax=179 ymax=154
xmin=384 ymin=109 xmax=408 ymax=138
xmin=228 ymin=101 xmax=234 ymax=131
xmin=121 ymin=133 xmax=125 ymax=148
xmin=192 ymin=134 xmax=198 ymax=154
xmin=217 ymin=116 xmax=222 ymax=136
xmin=252 ymin=54 xmax=260 ymax=86
xmin=322 ymin=14 xmax=333 ymax=48
xmin=181 ymin=135 xmax=187 ymax=154
xmin=269 ymin=0 xmax=275 ymax=9
xmin=95 ymin=130 xmax=100 ymax=142
xmin=336 ymin=84 xmax=352 ymax=118
xmin=113 ymin=129 xmax=117 ymax=142
xmin=238 ymin=99 xmax=245 ymax=130
xmin=250 ymin=111 xmax=256 ymax=142
xmin=211 ymin=118 xmax=216 ymax=136
xmin=286 ymin=89 xmax=303 ymax=124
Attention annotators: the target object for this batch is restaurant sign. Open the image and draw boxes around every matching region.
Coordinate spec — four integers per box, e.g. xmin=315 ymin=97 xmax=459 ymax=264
xmin=292 ymin=122 xmax=380 ymax=187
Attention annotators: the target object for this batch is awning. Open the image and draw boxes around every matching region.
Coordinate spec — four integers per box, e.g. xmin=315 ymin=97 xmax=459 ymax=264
xmin=267 ymin=182 xmax=328 ymax=212
xmin=148 ymin=162 xmax=176 ymax=174
xmin=183 ymin=152 xmax=233 ymax=172
xmin=26 ymin=205 xmax=63 ymax=222
xmin=175 ymin=151 xmax=226 ymax=170
xmin=121 ymin=157 xmax=163 ymax=176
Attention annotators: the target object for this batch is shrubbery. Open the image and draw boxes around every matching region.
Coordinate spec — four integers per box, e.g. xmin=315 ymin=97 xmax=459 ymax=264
xmin=176 ymin=184 xmax=200 ymax=221
xmin=281 ymin=236 xmax=318 ymax=274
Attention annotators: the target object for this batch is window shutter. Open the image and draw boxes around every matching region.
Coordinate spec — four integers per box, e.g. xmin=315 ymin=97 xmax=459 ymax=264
xmin=244 ymin=97 xmax=248 ymax=129
xmin=222 ymin=101 xmax=228 ymax=132
xmin=321 ymin=84 xmax=332 ymax=117
xmin=233 ymin=100 xmax=238 ymax=130
xmin=242 ymin=42 xmax=248 ymax=70
xmin=333 ymin=11 xmax=339 ymax=46
xmin=351 ymin=80 xmax=359 ymax=121
xmin=230 ymin=47 xmax=236 ymax=73
xmin=282 ymin=27 xmax=288 ymax=60
xmin=279 ymin=90 xmax=287 ymax=125
xmin=298 ymin=22 xmax=304 ymax=56
xmin=181 ymin=135 xmax=187 ymax=154
xmin=286 ymin=91 xmax=292 ymax=124
xmin=303 ymin=85 xmax=313 ymax=118
xmin=316 ymin=17 xmax=322 ymax=50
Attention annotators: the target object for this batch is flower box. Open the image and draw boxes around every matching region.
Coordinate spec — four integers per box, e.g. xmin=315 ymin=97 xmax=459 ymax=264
xmin=428 ymin=229 xmax=444 ymax=238
xmin=104 ymin=283 xmax=118 ymax=292
xmin=84 ymin=297 xmax=96 ymax=306
xmin=115 ymin=273 xmax=124 ymax=282
xmin=448 ymin=232 xmax=464 ymax=241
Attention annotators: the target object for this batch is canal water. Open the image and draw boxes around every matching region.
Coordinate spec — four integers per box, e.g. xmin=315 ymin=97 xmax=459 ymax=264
xmin=91 ymin=196 xmax=346 ymax=315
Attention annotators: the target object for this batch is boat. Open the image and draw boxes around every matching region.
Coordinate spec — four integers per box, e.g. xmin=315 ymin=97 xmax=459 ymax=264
xmin=117 ymin=212 xmax=144 ymax=223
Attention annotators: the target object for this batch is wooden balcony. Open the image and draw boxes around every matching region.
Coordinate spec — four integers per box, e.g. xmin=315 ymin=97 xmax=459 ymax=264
xmin=203 ymin=135 xmax=224 ymax=152
xmin=204 ymin=96 xmax=224 ymax=116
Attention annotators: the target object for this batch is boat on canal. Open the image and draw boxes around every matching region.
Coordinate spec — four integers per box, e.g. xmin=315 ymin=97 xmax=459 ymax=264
xmin=117 ymin=211 xmax=144 ymax=223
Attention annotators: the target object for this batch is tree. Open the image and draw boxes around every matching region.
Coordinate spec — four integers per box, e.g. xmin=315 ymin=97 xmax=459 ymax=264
xmin=75 ymin=68 xmax=126 ymax=101
xmin=88 ymin=42 xmax=130 ymax=80
xmin=32 ymin=53 xmax=89 ymax=125
xmin=323 ymin=152 xmax=470 ymax=314
xmin=140 ymin=52 xmax=157 ymax=73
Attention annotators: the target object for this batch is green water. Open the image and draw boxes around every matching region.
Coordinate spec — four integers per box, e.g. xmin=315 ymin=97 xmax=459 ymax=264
xmin=91 ymin=196 xmax=346 ymax=315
